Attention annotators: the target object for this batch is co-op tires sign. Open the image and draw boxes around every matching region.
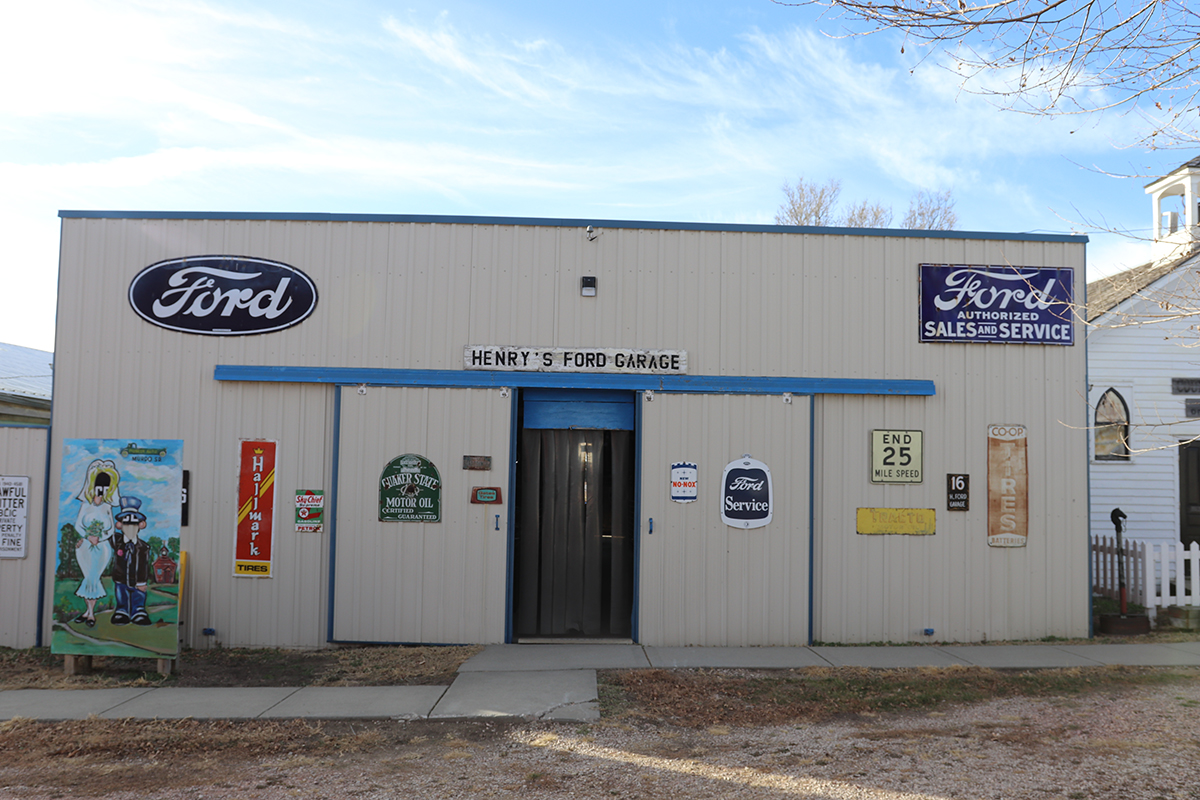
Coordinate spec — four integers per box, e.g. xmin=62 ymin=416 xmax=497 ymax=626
xmin=129 ymin=256 xmax=318 ymax=335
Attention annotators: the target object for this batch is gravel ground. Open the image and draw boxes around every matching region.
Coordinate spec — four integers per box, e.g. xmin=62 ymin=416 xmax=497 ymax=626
xmin=5 ymin=680 xmax=1199 ymax=799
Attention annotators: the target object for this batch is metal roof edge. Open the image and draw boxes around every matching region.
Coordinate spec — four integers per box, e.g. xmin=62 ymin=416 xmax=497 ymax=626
xmin=59 ymin=210 xmax=1087 ymax=244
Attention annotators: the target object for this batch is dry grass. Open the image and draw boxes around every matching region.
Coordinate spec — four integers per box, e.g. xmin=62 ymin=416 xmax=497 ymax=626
xmin=599 ymin=664 xmax=1200 ymax=728
xmin=0 ymin=644 xmax=482 ymax=690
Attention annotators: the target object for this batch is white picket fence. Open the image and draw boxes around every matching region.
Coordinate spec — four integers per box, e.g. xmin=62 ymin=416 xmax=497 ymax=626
xmin=1090 ymin=535 xmax=1200 ymax=620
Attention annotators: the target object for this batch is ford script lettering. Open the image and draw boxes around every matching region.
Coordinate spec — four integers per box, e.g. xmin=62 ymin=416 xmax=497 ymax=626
xmin=932 ymin=268 xmax=1057 ymax=312
xmin=129 ymin=256 xmax=318 ymax=335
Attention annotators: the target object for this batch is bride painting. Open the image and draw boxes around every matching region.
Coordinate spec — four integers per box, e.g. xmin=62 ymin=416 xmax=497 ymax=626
xmin=72 ymin=459 xmax=121 ymax=627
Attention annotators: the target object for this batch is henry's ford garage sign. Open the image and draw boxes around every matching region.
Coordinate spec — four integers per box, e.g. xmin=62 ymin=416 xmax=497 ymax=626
xmin=465 ymin=345 xmax=687 ymax=374
xmin=129 ymin=256 xmax=318 ymax=335
xmin=721 ymin=455 xmax=772 ymax=529
xmin=919 ymin=264 xmax=1074 ymax=345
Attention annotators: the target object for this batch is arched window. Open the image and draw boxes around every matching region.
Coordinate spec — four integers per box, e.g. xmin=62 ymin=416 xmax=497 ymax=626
xmin=1095 ymin=388 xmax=1130 ymax=460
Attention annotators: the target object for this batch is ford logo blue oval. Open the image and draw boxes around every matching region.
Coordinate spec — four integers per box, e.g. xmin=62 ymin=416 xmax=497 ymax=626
xmin=128 ymin=256 xmax=318 ymax=335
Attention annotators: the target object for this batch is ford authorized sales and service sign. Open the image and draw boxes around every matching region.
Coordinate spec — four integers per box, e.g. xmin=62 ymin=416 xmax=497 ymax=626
xmin=919 ymin=264 xmax=1074 ymax=346
xmin=129 ymin=256 xmax=318 ymax=335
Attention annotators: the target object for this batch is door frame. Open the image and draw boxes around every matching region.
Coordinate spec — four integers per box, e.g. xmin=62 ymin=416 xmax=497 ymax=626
xmin=505 ymin=388 xmax=640 ymax=642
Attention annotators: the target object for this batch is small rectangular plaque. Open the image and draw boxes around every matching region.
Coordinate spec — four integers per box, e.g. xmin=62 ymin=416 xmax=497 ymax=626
xmin=470 ymin=487 xmax=503 ymax=504
xmin=1174 ymin=379 xmax=1200 ymax=395
xmin=946 ymin=473 xmax=969 ymax=510
xmin=856 ymin=508 xmax=936 ymax=535
xmin=463 ymin=455 xmax=492 ymax=471
xmin=1187 ymin=399 xmax=1200 ymax=419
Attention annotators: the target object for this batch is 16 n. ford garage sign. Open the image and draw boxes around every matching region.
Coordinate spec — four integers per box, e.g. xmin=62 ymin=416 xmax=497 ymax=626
xmin=129 ymin=256 xmax=318 ymax=335
xmin=919 ymin=264 xmax=1074 ymax=345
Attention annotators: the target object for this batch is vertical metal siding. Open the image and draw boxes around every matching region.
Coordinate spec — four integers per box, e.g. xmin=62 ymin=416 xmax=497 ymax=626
xmin=53 ymin=217 xmax=1087 ymax=646
xmin=639 ymin=394 xmax=811 ymax=646
xmin=0 ymin=426 xmax=48 ymax=648
xmin=332 ymin=387 xmax=509 ymax=644
xmin=810 ymin=239 xmax=1088 ymax=643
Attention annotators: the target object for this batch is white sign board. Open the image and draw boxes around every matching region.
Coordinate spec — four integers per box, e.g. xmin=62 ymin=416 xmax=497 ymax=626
xmin=465 ymin=345 xmax=687 ymax=374
xmin=670 ymin=462 xmax=698 ymax=503
xmin=871 ymin=430 xmax=923 ymax=484
xmin=0 ymin=476 xmax=30 ymax=558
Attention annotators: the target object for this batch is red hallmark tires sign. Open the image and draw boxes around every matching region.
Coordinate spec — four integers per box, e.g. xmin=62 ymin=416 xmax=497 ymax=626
xmin=235 ymin=441 xmax=276 ymax=576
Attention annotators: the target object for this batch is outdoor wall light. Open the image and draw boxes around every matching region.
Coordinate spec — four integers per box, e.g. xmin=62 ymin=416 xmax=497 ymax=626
xmin=581 ymin=276 xmax=597 ymax=297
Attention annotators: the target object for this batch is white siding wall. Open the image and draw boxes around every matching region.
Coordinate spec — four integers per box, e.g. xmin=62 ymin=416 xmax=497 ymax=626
xmin=52 ymin=217 xmax=1089 ymax=646
xmin=0 ymin=425 xmax=48 ymax=648
xmin=1088 ymin=269 xmax=1200 ymax=547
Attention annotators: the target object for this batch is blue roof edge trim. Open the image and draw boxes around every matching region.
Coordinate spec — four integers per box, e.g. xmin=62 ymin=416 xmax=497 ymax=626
xmin=59 ymin=210 xmax=1087 ymax=244
xmin=214 ymin=365 xmax=935 ymax=396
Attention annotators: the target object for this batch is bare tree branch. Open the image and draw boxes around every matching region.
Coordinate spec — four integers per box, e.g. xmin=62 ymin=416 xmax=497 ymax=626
xmin=775 ymin=0 xmax=1200 ymax=148
xmin=776 ymin=177 xmax=956 ymax=229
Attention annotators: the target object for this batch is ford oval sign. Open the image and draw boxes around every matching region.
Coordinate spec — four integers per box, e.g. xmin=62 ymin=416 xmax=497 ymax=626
xmin=128 ymin=256 xmax=318 ymax=335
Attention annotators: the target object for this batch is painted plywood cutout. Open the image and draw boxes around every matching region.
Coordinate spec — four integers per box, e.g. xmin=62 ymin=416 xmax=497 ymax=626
xmin=987 ymin=424 xmax=1028 ymax=547
xmin=52 ymin=439 xmax=183 ymax=659
xmin=234 ymin=440 xmax=277 ymax=576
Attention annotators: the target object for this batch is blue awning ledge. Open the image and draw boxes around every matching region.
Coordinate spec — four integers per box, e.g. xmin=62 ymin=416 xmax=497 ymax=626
xmin=214 ymin=366 xmax=935 ymax=397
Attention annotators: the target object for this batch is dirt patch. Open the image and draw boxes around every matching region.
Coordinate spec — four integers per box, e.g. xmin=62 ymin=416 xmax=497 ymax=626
xmin=599 ymin=664 xmax=1200 ymax=728
xmin=0 ymin=644 xmax=482 ymax=690
xmin=0 ymin=716 xmax=515 ymax=798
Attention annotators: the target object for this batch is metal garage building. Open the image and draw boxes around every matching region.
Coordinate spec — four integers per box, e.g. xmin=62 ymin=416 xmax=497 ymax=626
xmin=35 ymin=212 xmax=1089 ymax=649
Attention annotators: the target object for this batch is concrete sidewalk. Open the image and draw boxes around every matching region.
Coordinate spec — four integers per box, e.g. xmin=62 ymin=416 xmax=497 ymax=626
xmin=3 ymin=641 xmax=1198 ymax=723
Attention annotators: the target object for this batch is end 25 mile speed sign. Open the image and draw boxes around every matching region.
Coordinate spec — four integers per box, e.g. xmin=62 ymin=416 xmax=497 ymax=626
xmin=871 ymin=430 xmax=923 ymax=484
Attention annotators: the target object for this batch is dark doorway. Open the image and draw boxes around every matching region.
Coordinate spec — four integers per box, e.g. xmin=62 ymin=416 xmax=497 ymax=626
xmin=1181 ymin=441 xmax=1200 ymax=548
xmin=513 ymin=390 xmax=635 ymax=639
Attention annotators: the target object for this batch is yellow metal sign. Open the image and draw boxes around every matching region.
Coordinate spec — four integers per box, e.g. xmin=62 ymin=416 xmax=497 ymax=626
xmin=870 ymin=430 xmax=923 ymax=483
xmin=856 ymin=507 xmax=936 ymax=535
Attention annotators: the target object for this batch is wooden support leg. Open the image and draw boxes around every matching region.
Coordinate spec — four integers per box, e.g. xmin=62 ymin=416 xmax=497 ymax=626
xmin=156 ymin=658 xmax=175 ymax=677
xmin=63 ymin=655 xmax=92 ymax=676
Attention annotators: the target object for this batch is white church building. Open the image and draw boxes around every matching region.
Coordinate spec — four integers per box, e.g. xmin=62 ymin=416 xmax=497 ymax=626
xmin=1087 ymin=157 xmax=1200 ymax=552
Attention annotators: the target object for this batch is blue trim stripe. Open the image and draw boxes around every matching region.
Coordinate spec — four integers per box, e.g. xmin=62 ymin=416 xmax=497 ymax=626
xmin=632 ymin=391 xmax=643 ymax=643
xmin=326 ymin=386 xmax=342 ymax=644
xmin=58 ymin=210 xmax=1087 ymax=244
xmin=214 ymin=366 xmax=935 ymax=397
xmin=504 ymin=390 xmax=519 ymax=644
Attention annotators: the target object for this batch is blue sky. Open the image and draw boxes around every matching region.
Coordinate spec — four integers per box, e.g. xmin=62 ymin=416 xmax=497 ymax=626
xmin=0 ymin=0 xmax=1184 ymax=352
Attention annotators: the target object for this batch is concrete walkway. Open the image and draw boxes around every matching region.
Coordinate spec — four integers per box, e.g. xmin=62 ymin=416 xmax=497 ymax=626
xmin=3 ymin=641 xmax=1198 ymax=723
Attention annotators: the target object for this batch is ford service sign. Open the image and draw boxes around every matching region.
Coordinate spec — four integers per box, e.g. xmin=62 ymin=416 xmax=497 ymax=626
xmin=129 ymin=256 xmax=318 ymax=335
xmin=919 ymin=264 xmax=1074 ymax=345
xmin=721 ymin=455 xmax=772 ymax=529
